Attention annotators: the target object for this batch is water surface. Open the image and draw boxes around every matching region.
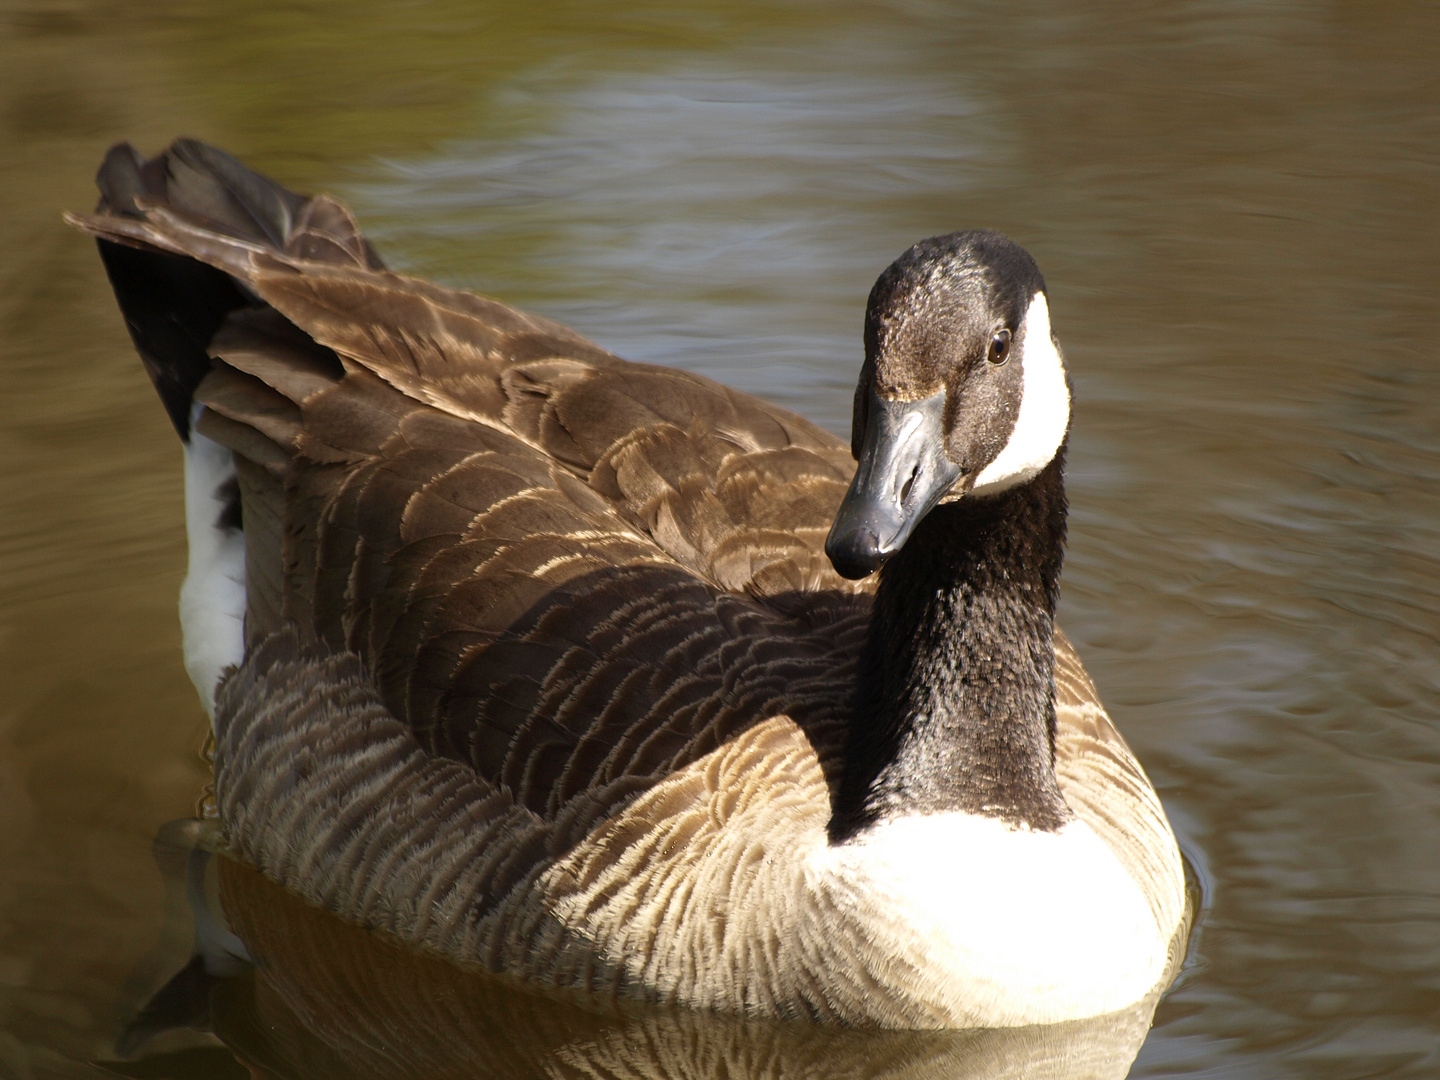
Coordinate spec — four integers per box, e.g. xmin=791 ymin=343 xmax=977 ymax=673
xmin=1 ymin=2 xmax=1438 ymax=1076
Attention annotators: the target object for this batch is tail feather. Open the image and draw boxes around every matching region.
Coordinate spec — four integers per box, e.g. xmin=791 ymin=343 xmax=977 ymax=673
xmin=148 ymin=139 xmax=308 ymax=247
xmin=98 ymin=138 xmax=302 ymax=250
xmin=74 ymin=139 xmax=378 ymax=711
xmin=82 ymin=139 xmax=379 ymax=438
xmin=92 ymin=143 xmax=151 ymax=219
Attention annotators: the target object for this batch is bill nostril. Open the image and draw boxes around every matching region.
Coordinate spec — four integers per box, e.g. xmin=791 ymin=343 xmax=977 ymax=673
xmin=899 ymin=464 xmax=920 ymax=505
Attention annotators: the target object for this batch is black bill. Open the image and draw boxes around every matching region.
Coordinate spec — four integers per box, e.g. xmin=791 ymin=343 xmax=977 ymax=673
xmin=825 ymin=388 xmax=963 ymax=580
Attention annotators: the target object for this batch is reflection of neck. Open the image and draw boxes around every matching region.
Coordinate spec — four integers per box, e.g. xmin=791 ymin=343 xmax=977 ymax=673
xmin=832 ymin=447 xmax=1072 ymax=841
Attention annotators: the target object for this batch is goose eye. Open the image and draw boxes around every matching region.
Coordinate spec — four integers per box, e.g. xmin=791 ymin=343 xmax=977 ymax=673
xmin=987 ymin=329 xmax=1012 ymax=365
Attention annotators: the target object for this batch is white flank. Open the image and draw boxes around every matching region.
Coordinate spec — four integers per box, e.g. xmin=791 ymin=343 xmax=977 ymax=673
xmin=970 ymin=291 xmax=1071 ymax=496
xmin=812 ymin=812 xmax=1168 ymax=1026
xmin=180 ymin=408 xmax=247 ymax=720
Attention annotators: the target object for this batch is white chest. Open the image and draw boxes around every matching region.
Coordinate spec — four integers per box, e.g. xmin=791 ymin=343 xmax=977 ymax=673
xmin=806 ymin=812 xmax=1170 ymax=1027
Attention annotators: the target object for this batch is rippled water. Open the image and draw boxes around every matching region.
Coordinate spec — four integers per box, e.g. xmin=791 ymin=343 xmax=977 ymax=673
xmin=1 ymin=2 xmax=1438 ymax=1077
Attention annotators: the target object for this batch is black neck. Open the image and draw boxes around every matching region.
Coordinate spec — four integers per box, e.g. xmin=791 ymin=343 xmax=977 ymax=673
xmin=831 ymin=448 xmax=1072 ymax=841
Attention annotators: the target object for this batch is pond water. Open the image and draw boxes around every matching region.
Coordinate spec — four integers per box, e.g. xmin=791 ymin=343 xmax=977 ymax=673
xmin=1 ymin=1 xmax=1438 ymax=1076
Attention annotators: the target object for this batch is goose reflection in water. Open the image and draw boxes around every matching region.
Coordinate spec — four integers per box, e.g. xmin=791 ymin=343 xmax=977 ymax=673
xmin=109 ymin=820 xmax=1190 ymax=1080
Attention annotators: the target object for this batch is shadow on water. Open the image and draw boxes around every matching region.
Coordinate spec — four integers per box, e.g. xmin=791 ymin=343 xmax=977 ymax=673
xmin=101 ymin=821 xmax=1188 ymax=1080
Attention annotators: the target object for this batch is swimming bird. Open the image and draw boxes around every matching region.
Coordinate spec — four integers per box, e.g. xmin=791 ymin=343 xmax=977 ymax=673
xmin=69 ymin=139 xmax=1187 ymax=1029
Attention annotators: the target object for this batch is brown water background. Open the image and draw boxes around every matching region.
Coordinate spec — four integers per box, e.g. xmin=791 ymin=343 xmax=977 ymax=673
xmin=1 ymin=1 xmax=1438 ymax=1076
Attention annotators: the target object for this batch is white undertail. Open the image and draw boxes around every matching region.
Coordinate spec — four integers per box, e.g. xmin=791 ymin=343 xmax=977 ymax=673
xmin=179 ymin=405 xmax=246 ymax=720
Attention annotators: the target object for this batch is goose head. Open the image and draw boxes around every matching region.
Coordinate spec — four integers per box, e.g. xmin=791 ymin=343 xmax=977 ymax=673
xmin=826 ymin=231 xmax=1072 ymax=580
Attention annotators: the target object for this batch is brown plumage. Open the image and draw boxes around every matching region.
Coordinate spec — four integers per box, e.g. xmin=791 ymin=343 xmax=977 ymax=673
xmin=68 ymin=140 xmax=1187 ymax=1028
xmin=168 ymin=853 xmax=1170 ymax=1080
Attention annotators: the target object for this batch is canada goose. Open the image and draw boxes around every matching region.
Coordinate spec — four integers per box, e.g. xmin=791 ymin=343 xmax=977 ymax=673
xmin=69 ymin=139 xmax=1187 ymax=1030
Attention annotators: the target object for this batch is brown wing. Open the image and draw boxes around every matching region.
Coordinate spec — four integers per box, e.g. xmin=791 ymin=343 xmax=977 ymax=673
xmin=68 ymin=142 xmax=866 ymax=835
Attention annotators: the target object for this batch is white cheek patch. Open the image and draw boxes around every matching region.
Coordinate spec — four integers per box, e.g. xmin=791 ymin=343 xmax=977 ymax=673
xmin=179 ymin=406 xmax=247 ymax=721
xmin=969 ymin=291 xmax=1071 ymax=496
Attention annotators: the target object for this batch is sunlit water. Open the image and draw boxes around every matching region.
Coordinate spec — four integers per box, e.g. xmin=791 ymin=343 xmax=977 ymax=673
xmin=1 ymin=2 xmax=1438 ymax=1077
